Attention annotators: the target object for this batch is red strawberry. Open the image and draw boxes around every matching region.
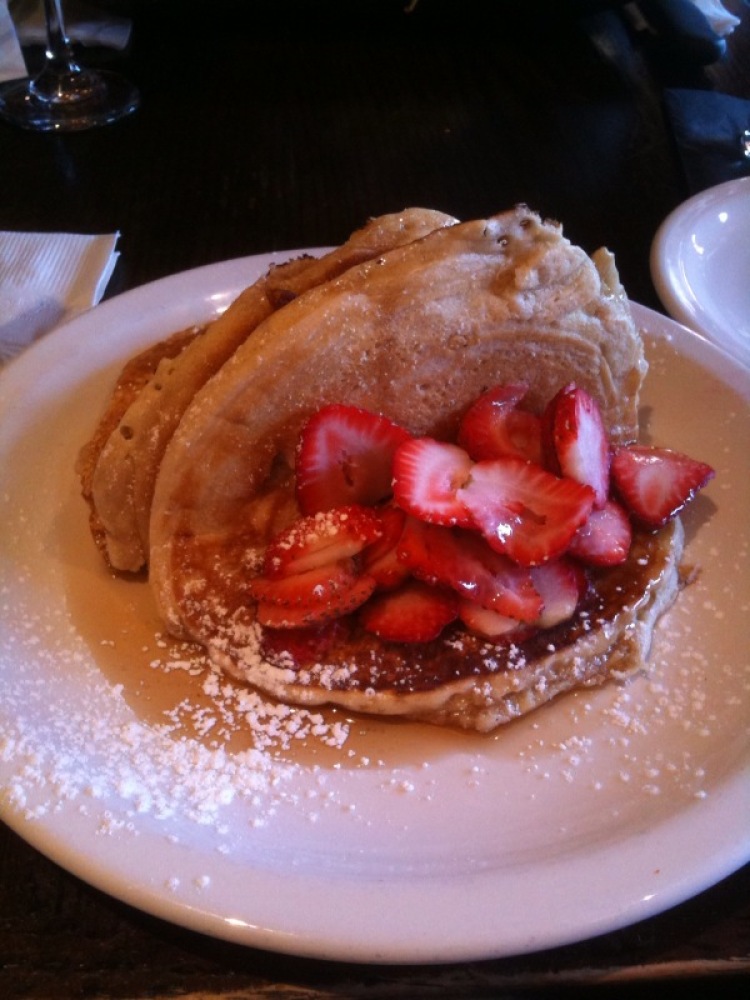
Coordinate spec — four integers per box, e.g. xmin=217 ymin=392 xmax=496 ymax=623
xmin=392 ymin=438 xmax=474 ymax=526
xmin=296 ymin=404 xmax=411 ymax=514
xmin=250 ymin=559 xmax=359 ymax=608
xmin=611 ymin=445 xmax=715 ymax=529
xmin=397 ymin=518 xmax=543 ymax=622
xmin=542 ymin=383 xmax=610 ymax=508
xmin=458 ymin=383 xmax=542 ymax=464
xmin=260 ymin=619 xmax=348 ymax=664
xmin=359 ymin=580 xmax=458 ymax=643
xmin=360 ymin=506 xmax=411 ymax=589
xmin=568 ymin=499 xmax=632 ymax=566
xmin=458 ymin=600 xmax=532 ymax=642
xmin=530 ymin=557 xmax=587 ymax=629
xmin=252 ymin=563 xmax=376 ymax=627
xmin=263 ymin=505 xmax=383 ymax=577
xmin=255 ymin=601 xmax=320 ymax=629
xmin=458 ymin=456 xmax=596 ymax=566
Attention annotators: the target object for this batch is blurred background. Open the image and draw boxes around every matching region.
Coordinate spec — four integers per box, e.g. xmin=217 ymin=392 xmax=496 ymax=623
xmin=1 ymin=0 xmax=747 ymax=310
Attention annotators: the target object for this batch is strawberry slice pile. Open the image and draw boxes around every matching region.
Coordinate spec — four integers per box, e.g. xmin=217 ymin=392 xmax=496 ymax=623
xmin=248 ymin=384 xmax=715 ymax=645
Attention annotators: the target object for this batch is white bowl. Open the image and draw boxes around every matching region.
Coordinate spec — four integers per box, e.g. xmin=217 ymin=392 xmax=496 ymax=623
xmin=650 ymin=176 xmax=750 ymax=366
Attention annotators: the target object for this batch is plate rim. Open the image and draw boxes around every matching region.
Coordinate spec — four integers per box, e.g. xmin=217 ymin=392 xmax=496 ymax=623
xmin=649 ymin=176 xmax=750 ymax=364
xmin=1 ymin=252 xmax=749 ymax=965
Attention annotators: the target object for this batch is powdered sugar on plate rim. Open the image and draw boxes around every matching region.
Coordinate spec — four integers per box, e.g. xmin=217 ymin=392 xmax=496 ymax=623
xmin=0 ymin=253 xmax=747 ymax=963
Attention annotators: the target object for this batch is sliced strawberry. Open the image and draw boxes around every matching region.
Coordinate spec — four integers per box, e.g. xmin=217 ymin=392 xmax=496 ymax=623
xmin=458 ymin=456 xmax=596 ymax=566
xmin=458 ymin=600 xmax=532 ymax=642
xmin=568 ymin=499 xmax=632 ymax=566
xmin=360 ymin=506 xmax=411 ymax=589
xmin=250 ymin=559 xmax=359 ymax=608
xmin=256 ymin=601 xmax=325 ymax=629
xmin=530 ymin=557 xmax=587 ymax=629
xmin=392 ymin=438 xmax=474 ymax=526
xmin=611 ymin=445 xmax=715 ymax=529
xmin=542 ymin=383 xmax=610 ymax=508
xmin=263 ymin=505 xmax=383 ymax=577
xmin=295 ymin=403 xmax=411 ymax=514
xmin=359 ymin=580 xmax=458 ymax=643
xmin=458 ymin=383 xmax=542 ymax=464
xmin=260 ymin=619 xmax=348 ymax=663
xmin=253 ymin=564 xmax=376 ymax=627
xmin=398 ymin=519 xmax=543 ymax=621
xmin=257 ymin=578 xmax=375 ymax=628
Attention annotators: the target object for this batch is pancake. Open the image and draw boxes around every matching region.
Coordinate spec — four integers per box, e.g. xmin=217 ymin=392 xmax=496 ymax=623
xmin=135 ymin=205 xmax=689 ymax=732
xmin=170 ymin=520 xmax=684 ymax=732
xmin=81 ymin=208 xmax=457 ymax=571
xmin=150 ymin=206 xmax=646 ymax=629
xmin=75 ymin=325 xmax=202 ymax=561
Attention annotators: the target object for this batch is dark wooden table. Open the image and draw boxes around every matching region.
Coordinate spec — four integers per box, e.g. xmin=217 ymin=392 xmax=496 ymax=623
xmin=1 ymin=1 xmax=749 ymax=996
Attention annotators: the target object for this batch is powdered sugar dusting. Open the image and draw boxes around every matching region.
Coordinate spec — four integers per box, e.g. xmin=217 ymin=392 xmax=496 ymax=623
xmin=2 ymin=259 xmax=750 ymax=958
xmin=0 ymin=583 xmax=354 ymax=834
xmin=512 ymin=557 xmax=750 ymax=807
xmin=2 ymin=483 xmax=747 ymax=851
xmin=152 ymin=635 xmax=350 ymax=752
xmin=1 ymin=323 xmax=748 ymax=907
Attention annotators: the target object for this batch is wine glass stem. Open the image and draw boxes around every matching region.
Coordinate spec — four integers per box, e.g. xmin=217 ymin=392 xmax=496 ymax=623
xmin=43 ymin=0 xmax=81 ymax=73
xmin=31 ymin=0 xmax=102 ymax=106
xmin=45 ymin=1 xmax=74 ymax=63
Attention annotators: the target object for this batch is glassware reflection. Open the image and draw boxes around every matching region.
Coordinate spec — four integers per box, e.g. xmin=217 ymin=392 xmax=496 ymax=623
xmin=0 ymin=0 xmax=139 ymax=131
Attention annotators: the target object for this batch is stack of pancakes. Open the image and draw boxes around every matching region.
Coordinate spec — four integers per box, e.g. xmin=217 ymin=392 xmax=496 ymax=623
xmin=78 ymin=206 xmax=685 ymax=732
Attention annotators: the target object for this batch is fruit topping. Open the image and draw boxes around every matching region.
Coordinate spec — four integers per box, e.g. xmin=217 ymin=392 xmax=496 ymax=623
xmin=542 ymin=382 xmax=610 ymax=507
xmin=360 ymin=505 xmax=411 ymax=589
xmin=359 ymin=580 xmax=459 ymax=643
xmin=611 ymin=445 xmax=715 ymax=529
xmin=259 ymin=618 xmax=348 ymax=662
xmin=251 ymin=558 xmax=355 ymax=608
xmin=263 ymin=505 xmax=383 ymax=577
xmin=247 ymin=382 xmax=715 ymax=648
xmin=457 ymin=600 xmax=531 ymax=642
xmin=296 ymin=403 xmax=412 ymax=514
xmin=251 ymin=560 xmax=376 ymax=626
xmin=392 ymin=437 xmax=474 ymax=526
xmin=256 ymin=580 xmax=376 ymax=628
xmin=457 ymin=456 xmax=596 ymax=566
xmin=457 ymin=383 xmax=542 ymax=464
xmin=568 ymin=499 xmax=632 ymax=566
xmin=529 ymin=557 xmax=587 ymax=629
xmin=397 ymin=518 xmax=542 ymax=621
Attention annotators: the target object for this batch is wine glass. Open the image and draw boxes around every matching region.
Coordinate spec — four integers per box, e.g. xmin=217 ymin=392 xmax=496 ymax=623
xmin=0 ymin=0 xmax=139 ymax=131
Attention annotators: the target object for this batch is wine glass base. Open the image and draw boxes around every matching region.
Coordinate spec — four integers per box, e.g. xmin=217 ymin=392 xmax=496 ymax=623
xmin=0 ymin=69 xmax=139 ymax=132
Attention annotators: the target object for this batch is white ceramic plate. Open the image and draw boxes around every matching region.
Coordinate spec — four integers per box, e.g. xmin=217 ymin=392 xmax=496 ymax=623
xmin=651 ymin=176 xmax=750 ymax=366
xmin=1 ymin=253 xmax=749 ymax=965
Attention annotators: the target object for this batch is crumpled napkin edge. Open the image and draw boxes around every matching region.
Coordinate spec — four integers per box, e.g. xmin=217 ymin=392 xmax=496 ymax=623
xmin=0 ymin=229 xmax=120 ymax=365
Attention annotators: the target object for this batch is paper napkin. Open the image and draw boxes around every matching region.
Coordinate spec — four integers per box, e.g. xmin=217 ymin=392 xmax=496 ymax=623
xmin=0 ymin=230 xmax=120 ymax=364
xmin=0 ymin=2 xmax=26 ymax=81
